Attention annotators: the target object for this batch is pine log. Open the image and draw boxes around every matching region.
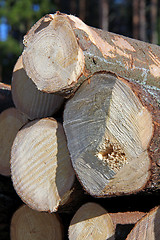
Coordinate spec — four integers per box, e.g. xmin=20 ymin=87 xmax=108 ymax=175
xmin=0 ymin=108 xmax=29 ymax=176
xmin=12 ymin=55 xmax=64 ymax=120
xmin=63 ymin=72 xmax=160 ymax=196
xmin=68 ymin=202 xmax=115 ymax=240
xmin=22 ymin=12 xmax=160 ymax=97
xmin=126 ymin=206 xmax=160 ymax=240
xmin=10 ymin=204 xmax=63 ymax=240
xmin=11 ymin=118 xmax=75 ymax=212
xmin=0 ymin=83 xmax=14 ymax=113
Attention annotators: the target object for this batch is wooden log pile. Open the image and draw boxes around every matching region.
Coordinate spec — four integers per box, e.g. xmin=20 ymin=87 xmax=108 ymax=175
xmin=0 ymin=12 xmax=160 ymax=240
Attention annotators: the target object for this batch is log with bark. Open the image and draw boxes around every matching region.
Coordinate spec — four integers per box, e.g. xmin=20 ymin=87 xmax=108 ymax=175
xmin=12 ymin=55 xmax=64 ymax=120
xmin=68 ymin=202 xmax=115 ymax=240
xmin=10 ymin=118 xmax=75 ymax=212
xmin=10 ymin=204 xmax=63 ymax=240
xmin=63 ymin=72 xmax=160 ymax=197
xmin=0 ymin=108 xmax=29 ymax=176
xmin=126 ymin=206 xmax=160 ymax=240
xmin=22 ymin=12 xmax=160 ymax=98
xmin=0 ymin=83 xmax=14 ymax=113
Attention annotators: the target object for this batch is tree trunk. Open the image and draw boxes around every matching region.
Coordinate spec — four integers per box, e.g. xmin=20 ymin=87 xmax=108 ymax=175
xmin=11 ymin=204 xmax=63 ymax=240
xmin=63 ymin=72 xmax=160 ymax=196
xmin=99 ymin=0 xmax=109 ymax=31
xmin=68 ymin=202 xmax=115 ymax=240
xmin=139 ymin=0 xmax=146 ymax=41
xmin=11 ymin=118 xmax=75 ymax=212
xmin=22 ymin=12 xmax=160 ymax=97
xmin=126 ymin=206 xmax=160 ymax=240
xmin=150 ymin=0 xmax=158 ymax=44
xmin=0 ymin=108 xmax=28 ymax=176
xmin=12 ymin=55 xmax=64 ymax=120
xmin=133 ymin=0 xmax=139 ymax=39
xmin=0 ymin=83 xmax=14 ymax=113
xmin=79 ymin=0 xmax=86 ymax=22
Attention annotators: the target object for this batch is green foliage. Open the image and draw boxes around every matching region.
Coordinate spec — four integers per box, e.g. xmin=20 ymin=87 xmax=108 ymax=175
xmin=0 ymin=0 xmax=57 ymax=83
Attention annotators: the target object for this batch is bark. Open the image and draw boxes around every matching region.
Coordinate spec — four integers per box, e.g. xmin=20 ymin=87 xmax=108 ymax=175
xmin=0 ymin=83 xmax=14 ymax=113
xmin=22 ymin=12 xmax=160 ymax=98
xmin=12 ymin=55 xmax=64 ymax=120
xmin=0 ymin=108 xmax=28 ymax=176
xmin=10 ymin=118 xmax=75 ymax=212
xmin=126 ymin=206 xmax=160 ymax=240
xmin=63 ymin=72 xmax=160 ymax=196
xmin=10 ymin=204 xmax=63 ymax=240
xmin=68 ymin=202 xmax=115 ymax=240
xmin=109 ymin=211 xmax=146 ymax=228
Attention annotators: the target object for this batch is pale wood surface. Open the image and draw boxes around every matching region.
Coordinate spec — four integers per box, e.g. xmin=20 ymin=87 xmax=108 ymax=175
xmin=0 ymin=108 xmax=28 ymax=176
xmin=11 ymin=118 xmax=75 ymax=212
xmin=126 ymin=206 xmax=160 ymax=240
xmin=64 ymin=73 xmax=154 ymax=196
xmin=12 ymin=55 xmax=64 ymax=120
xmin=10 ymin=204 xmax=63 ymax=240
xmin=68 ymin=202 xmax=115 ymax=240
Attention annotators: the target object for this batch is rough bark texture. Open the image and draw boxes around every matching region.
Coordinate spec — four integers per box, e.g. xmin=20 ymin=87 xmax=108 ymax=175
xmin=64 ymin=72 xmax=159 ymax=196
xmin=10 ymin=204 xmax=63 ymax=240
xmin=68 ymin=202 xmax=115 ymax=240
xmin=22 ymin=12 xmax=160 ymax=99
xmin=11 ymin=118 xmax=75 ymax=212
xmin=12 ymin=56 xmax=65 ymax=120
xmin=0 ymin=108 xmax=29 ymax=176
xmin=126 ymin=206 xmax=160 ymax=240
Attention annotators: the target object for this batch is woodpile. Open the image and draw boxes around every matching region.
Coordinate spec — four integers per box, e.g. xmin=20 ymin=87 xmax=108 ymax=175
xmin=0 ymin=11 xmax=159 ymax=239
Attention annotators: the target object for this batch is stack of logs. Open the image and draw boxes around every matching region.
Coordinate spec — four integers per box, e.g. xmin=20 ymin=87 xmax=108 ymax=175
xmin=0 ymin=12 xmax=160 ymax=240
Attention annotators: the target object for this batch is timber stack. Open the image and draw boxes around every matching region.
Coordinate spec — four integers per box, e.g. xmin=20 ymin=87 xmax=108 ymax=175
xmin=0 ymin=11 xmax=159 ymax=239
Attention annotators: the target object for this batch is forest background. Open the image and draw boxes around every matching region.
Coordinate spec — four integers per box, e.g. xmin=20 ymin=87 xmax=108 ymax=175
xmin=0 ymin=0 xmax=159 ymax=84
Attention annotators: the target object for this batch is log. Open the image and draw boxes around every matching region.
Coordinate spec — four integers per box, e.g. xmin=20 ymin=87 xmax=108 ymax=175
xmin=0 ymin=108 xmax=29 ymax=176
xmin=126 ymin=206 xmax=160 ymax=240
xmin=22 ymin=12 xmax=160 ymax=97
xmin=68 ymin=202 xmax=115 ymax=240
xmin=63 ymin=72 xmax=160 ymax=196
xmin=11 ymin=118 xmax=75 ymax=212
xmin=0 ymin=83 xmax=14 ymax=113
xmin=10 ymin=204 xmax=63 ymax=240
xmin=12 ymin=55 xmax=64 ymax=120
xmin=109 ymin=211 xmax=146 ymax=240
xmin=109 ymin=211 xmax=146 ymax=229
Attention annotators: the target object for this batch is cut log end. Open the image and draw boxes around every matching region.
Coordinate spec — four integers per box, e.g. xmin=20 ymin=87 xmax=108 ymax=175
xmin=64 ymin=73 xmax=153 ymax=197
xmin=22 ymin=13 xmax=84 ymax=94
xmin=10 ymin=205 xmax=63 ymax=240
xmin=68 ymin=202 xmax=115 ymax=240
xmin=0 ymin=108 xmax=28 ymax=176
xmin=11 ymin=118 xmax=75 ymax=212
xmin=12 ymin=55 xmax=64 ymax=120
